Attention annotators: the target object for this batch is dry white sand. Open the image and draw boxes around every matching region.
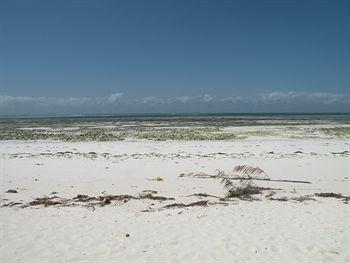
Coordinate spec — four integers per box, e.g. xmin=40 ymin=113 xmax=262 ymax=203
xmin=0 ymin=138 xmax=349 ymax=262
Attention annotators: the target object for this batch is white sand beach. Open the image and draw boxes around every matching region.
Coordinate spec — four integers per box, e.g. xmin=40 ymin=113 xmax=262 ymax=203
xmin=1 ymin=128 xmax=349 ymax=262
xmin=2 ymin=0 xmax=349 ymax=261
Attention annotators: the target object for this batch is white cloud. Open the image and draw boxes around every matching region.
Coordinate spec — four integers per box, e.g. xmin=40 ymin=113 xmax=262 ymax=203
xmin=306 ymin=92 xmax=350 ymax=104
xmin=174 ymin=96 xmax=192 ymax=104
xmin=0 ymin=92 xmax=125 ymax=108
xmin=1 ymin=92 xmax=349 ymax=108
xmin=0 ymin=95 xmax=36 ymax=106
xmin=260 ymin=91 xmax=299 ymax=103
xmin=141 ymin=96 xmax=172 ymax=104
xmin=0 ymin=95 xmax=109 ymax=108
xmin=259 ymin=91 xmax=350 ymax=105
xmin=139 ymin=94 xmax=214 ymax=105
xmin=108 ymin=93 xmax=123 ymax=104
xmin=202 ymin=94 xmax=213 ymax=102
xmin=221 ymin=96 xmax=242 ymax=103
xmin=37 ymin=97 xmax=104 ymax=107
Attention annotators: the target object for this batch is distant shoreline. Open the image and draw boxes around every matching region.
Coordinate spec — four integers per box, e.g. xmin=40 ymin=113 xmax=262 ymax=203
xmin=1 ymin=112 xmax=350 ymax=120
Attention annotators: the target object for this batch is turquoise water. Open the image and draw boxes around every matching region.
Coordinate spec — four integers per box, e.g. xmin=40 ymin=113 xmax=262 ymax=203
xmin=1 ymin=113 xmax=349 ymax=129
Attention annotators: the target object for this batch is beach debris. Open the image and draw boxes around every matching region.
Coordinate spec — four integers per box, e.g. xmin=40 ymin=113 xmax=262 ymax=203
xmin=265 ymin=192 xmax=275 ymax=198
xmin=222 ymin=181 xmax=263 ymax=200
xmin=187 ymin=193 xmax=221 ymax=199
xmin=2 ymin=189 xmax=347 ymax=210
xmin=315 ymin=192 xmax=350 ymax=202
xmin=73 ymin=194 xmax=96 ymax=202
xmin=147 ymin=176 xmax=164 ymax=181
xmin=139 ymin=193 xmax=174 ymax=201
xmin=291 ymin=195 xmax=315 ymax=202
xmin=142 ymin=190 xmax=158 ymax=194
xmin=163 ymin=200 xmax=208 ymax=209
xmin=81 ymin=194 xmax=137 ymax=207
xmin=315 ymin=192 xmax=345 ymax=198
xmin=126 ymin=234 xmax=130 ymax=237
xmin=232 ymin=165 xmax=268 ymax=179
xmin=221 ymin=165 xmax=269 ymax=200
xmin=3 ymin=175 xmax=347 ymax=210
xmin=25 ymin=196 xmax=66 ymax=207
xmin=331 ymin=151 xmax=349 ymax=155
xmin=16 ymin=192 xmax=175 ymax=209
xmin=269 ymin=197 xmax=289 ymax=202
xmin=180 ymin=169 xmax=311 ymax=184
xmin=6 ymin=189 xmax=18 ymax=193
xmin=2 ymin=202 xmax=22 ymax=207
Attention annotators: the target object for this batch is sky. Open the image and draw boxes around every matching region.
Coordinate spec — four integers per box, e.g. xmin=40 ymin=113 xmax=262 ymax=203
xmin=0 ymin=0 xmax=349 ymax=115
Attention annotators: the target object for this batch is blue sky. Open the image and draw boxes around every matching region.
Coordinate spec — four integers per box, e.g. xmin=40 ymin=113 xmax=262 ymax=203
xmin=0 ymin=0 xmax=349 ymax=114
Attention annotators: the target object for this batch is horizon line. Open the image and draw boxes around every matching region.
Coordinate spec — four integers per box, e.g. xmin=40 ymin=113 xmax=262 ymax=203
xmin=1 ymin=112 xmax=350 ymax=120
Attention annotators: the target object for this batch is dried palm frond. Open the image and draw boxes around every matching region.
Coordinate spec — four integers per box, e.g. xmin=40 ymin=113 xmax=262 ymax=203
xmin=221 ymin=179 xmax=262 ymax=199
xmin=232 ymin=165 xmax=268 ymax=179
xmin=219 ymin=165 xmax=269 ymax=199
